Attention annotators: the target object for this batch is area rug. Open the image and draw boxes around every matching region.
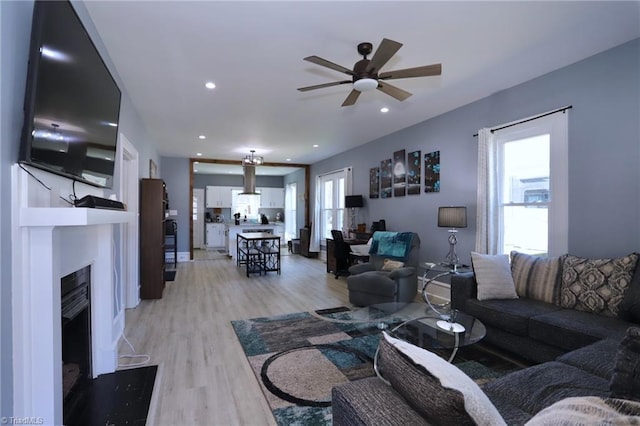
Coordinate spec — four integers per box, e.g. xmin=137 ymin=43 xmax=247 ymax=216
xmin=231 ymin=308 xmax=517 ymax=426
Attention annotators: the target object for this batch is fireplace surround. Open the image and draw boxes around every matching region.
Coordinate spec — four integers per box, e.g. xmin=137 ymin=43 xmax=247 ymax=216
xmin=12 ymin=166 xmax=135 ymax=425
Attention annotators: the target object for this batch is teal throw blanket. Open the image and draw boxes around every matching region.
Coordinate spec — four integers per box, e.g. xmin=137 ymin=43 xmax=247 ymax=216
xmin=369 ymin=231 xmax=414 ymax=261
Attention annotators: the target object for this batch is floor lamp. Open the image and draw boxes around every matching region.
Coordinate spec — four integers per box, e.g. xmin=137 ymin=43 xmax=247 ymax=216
xmin=437 ymin=206 xmax=467 ymax=267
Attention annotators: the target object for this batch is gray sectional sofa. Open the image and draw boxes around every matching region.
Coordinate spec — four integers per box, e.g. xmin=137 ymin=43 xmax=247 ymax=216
xmin=451 ymin=252 xmax=640 ymax=363
xmin=332 ymin=252 xmax=640 ymax=425
xmin=333 ymin=329 xmax=640 ymax=425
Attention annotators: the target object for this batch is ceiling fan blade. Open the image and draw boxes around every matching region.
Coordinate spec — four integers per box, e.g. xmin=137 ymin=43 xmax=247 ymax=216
xmin=366 ymin=38 xmax=403 ymax=74
xmin=297 ymin=80 xmax=352 ymax=92
xmin=377 ymin=81 xmax=412 ymax=101
xmin=379 ymin=64 xmax=442 ymax=80
xmin=341 ymin=90 xmax=361 ymax=107
xmin=304 ymin=56 xmax=355 ymax=76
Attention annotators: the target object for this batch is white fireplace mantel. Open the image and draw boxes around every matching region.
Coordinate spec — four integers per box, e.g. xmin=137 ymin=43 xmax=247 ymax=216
xmin=20 ymin=206 xmax=134 ymax=227
xmin=13 ymin=206 xmax=135 ymax=425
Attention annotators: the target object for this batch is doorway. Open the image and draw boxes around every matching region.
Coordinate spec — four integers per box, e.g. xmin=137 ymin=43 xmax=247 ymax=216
xmin=118 ymin=134 xmax=140 ymax=310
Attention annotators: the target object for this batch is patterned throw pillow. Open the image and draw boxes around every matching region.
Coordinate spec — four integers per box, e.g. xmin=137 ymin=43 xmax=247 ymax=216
xmin=377 ymin=332 xmax=505 ymax=426
xmin=560 ymin=253 xmax=639 ymax=317
xmin=511 ymin=251 xmax=563 ymax=304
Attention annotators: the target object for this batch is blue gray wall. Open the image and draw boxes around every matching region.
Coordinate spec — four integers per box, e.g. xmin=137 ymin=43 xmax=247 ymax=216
xmin=311 ymin=38 xmax=640 ymax=264
xmin=160 ymin=157 xmax=191 ymax=253
xmin=0 ymin=0 xmax=34 ymax=416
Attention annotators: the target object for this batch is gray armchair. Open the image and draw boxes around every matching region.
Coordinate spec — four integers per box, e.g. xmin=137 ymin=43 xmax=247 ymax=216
xmin=346 ymin=232 xmax=421 ymax=306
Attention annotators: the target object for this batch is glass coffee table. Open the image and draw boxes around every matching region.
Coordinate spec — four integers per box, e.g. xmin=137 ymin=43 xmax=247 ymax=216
xmin=314 ymin=302 xmax=486 ymax=362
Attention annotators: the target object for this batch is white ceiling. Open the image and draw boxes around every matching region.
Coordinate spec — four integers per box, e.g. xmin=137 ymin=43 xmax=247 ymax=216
xmin=84 ymin=1 xmax=640 ymax=172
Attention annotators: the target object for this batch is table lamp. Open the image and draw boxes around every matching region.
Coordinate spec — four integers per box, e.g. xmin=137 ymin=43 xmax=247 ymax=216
xmin=437 ymin=206 xmax=467 ymax=267
xmin=345 ymin=195 xmax=364 ymax=233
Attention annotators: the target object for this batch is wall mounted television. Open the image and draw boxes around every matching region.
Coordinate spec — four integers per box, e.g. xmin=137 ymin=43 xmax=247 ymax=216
xmin=19 ymin=0 xmax=122 ymax=189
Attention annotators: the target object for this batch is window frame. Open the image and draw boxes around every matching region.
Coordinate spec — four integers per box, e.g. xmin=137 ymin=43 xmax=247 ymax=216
xmin=494 ymin=113 xmax=568 ymax=257
xmin=317 ymin=169 xmax=348 ymax=242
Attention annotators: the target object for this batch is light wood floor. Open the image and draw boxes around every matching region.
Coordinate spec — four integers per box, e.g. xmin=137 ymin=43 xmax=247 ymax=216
xmin=120 ymin=253 xmax=350 ymax=426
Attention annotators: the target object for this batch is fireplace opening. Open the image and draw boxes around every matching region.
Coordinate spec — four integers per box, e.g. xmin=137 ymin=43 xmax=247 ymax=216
xmin=61 ymin=265 xmax=91 ymax=424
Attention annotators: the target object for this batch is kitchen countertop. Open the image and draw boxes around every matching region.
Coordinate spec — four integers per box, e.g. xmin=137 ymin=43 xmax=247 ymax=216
xmin=227 ymin=222 xmax=284 ymax=228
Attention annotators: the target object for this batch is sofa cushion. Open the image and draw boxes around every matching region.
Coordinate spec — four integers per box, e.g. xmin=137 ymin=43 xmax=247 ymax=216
xmin=560 ymin=253 xmax=639 ymax=317
xmin=378 ymin=332 xmax=505 ymax=426
xmin=347 ymin=271 xmax=394 ymax=295
xmin=464 ymin=298 xmax=562 ymax=336
xmin=610 ymin=327 xmax=640 ymax=401
xmin=617 ymin=260 xmax=640 ymax=323
xmin=483 ymin=361 xmax=610 ymax=416
xmin=471 ymin=252 xmax=518 ymax=301
xmin=529 ymin=308 xmax=632 ymax=352
xmin=557 ymin=338 xmax=619 ymax=380
xmin=511 ymin=251 xmax=563 ymax=304
xmin=331 ymin=377 xmax=430 ymax=426
xmin=525 ymin=396 xmax=640 ymax=426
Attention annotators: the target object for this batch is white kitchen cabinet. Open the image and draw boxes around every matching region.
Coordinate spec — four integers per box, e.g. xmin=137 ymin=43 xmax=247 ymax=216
xmin=205 ymin=186 xmax=233 ymax=208
xmin=257 ymin=187 xmax=285 ymax=208
xmin=206 ymin=223 xmax=227 ymax=248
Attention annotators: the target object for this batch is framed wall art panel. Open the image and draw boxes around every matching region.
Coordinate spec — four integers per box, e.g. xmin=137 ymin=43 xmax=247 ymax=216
xmin=393 ymin=149 xmax=406 ymax=197
xmin=380 ymin=159 xmax=392 ymax=198
xmin=369 ymin=167 xmax=380 ymax=199
xmin=424 ymin=150 xmax=440 ymax=193
xmin=407 ymin=150 xmax=421 ymax=195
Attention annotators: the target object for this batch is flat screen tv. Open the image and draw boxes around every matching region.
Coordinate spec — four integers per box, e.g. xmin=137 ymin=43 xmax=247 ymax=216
xmin=19 ymin=0 xmax=122 ymax=189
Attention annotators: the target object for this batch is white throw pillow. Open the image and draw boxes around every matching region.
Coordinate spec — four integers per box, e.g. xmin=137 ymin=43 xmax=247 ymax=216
xmin=471 ymin=252 xmax=518 ymax=301
xmin=381 ymin=332 xmax=506 ymax=425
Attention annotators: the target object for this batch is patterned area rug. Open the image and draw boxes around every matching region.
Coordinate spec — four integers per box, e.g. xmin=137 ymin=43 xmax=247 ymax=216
xmin=231 ymin=308 xmax=516 ymax=425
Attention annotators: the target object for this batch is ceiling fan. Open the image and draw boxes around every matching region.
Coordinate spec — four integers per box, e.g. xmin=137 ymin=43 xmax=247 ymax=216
xmin=297 ymin=38 xmax=441 ymax=107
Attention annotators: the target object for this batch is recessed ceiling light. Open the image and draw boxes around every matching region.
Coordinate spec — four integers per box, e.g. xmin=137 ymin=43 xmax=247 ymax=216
xmin=205 ymin=82 xmax=216 ymax=89
xmin=286 ymin=158 xmax=291 ymax=162
xmin=380 ymin=107 xmax=389 ymax=113
xmin=196 ymin=152 xmax=203 ymax=156
xmin=198 ymin=135 xmax=206 ymax=139
xmin=313 ymin=144 xmax=319 ymax=148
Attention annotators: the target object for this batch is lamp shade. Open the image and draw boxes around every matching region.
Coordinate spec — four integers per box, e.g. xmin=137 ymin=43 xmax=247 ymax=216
xmin=438 ymin=206 xmax=467 ymax=228
xmin=345 ymin=195 xmax=364 ymax=208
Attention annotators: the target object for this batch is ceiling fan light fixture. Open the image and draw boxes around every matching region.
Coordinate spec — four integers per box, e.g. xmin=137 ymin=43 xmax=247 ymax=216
xmin=353 ymin=78 xmax=378 ymax=92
